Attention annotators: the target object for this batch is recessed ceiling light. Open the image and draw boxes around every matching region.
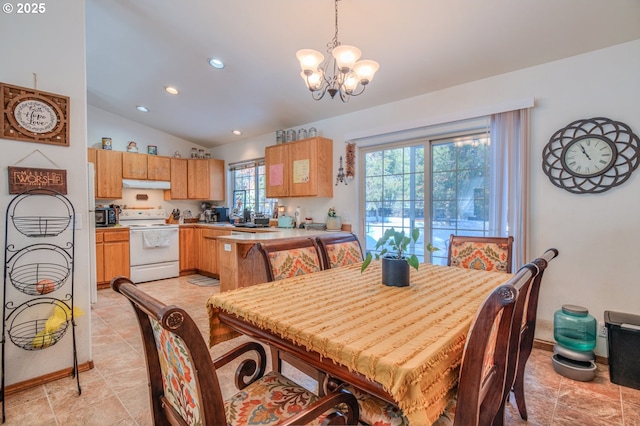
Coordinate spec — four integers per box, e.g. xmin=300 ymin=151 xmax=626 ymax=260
xmin=164 ymin=86 xmax=179 ymax=95
xmin=209 ymin=58 xmax=225 ymax=69
xmin=136 ymin=105 xmax=149 ymax=112
xmin=232 ymin=130 xmax=242 ymax=136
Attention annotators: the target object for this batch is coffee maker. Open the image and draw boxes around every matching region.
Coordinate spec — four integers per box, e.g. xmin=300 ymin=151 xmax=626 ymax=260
xmin=204 ymin=207 xmax=229 ymax=223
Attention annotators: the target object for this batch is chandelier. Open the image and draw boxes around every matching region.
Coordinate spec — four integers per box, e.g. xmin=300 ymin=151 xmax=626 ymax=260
xmin=296 ymin=0 xmax=379 ymax=102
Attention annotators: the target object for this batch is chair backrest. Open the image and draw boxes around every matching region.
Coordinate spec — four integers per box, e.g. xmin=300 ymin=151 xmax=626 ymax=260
xmin=448 ymin=234 xmax=514 ymax=273
xmin=111 ymin=276 xmax=228 ymax=425
xmin=315 ymin=233 xmax=364 ymax=269
xmin=453 ymin=282 xmax=519 ymax=426
xmin=257 ymin=238 xmax=323 ymax=281
xmin=509 ymin=248 xmax=558 ymax=420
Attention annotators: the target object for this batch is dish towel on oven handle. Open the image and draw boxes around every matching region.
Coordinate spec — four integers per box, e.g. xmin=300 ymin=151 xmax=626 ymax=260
xmin=142 ymin=229 xmax=172 ymax=248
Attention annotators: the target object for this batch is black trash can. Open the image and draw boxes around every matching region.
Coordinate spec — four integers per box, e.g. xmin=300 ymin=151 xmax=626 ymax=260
xmin=604 ymin=310 xmax=640 ymax=390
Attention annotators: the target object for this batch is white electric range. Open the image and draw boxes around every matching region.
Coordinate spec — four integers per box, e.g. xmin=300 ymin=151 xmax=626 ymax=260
xmin=119 ymin=209 xmax=179 ymax=283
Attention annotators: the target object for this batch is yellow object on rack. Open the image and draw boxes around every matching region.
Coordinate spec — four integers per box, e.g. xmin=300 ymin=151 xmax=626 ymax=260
xmin=31 ymin=304 xmax=85 ymax=349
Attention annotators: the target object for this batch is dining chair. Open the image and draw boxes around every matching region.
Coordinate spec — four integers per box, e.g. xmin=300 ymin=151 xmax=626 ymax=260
xmin=509 ymin=248 xmax=559 ymax=421
xmin=452 ymin=281 xmax=519 ymax=426
xmin=256 ymin=238 xmax=327 ymax=395
xmin=447 ymin=234 xmax=514 ymax=273
xmin=256 ymin=238 xmax=324 ymax=281
xmin=315 ymin=233 xmax=364 ymax=269
xmin=110 ymin=276 xmax=359 ymax=426
xmin=491 ymin=261 xmax=542 ymax=426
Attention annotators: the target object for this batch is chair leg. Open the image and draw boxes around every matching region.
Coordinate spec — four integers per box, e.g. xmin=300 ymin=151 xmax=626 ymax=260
xmin=493 ymin=397 xmax=506 ymax=426
xmin=512 ymin=376 xmax=528 ymax=420
xmin=270 ymin=346 xmax=283 ymax=373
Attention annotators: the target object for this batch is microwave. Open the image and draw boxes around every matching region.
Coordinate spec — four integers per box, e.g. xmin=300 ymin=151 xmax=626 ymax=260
xmin=95 ymin=207 xmax=117 ymax=227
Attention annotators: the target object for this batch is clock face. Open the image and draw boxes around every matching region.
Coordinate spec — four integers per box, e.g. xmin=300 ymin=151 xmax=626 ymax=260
xmin=562 ymin=136 xmax=616 ymax=178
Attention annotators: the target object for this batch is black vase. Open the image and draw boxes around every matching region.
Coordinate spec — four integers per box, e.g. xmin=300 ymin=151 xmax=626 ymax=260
xmin=381 ymin=257 xmax=410 ymax=287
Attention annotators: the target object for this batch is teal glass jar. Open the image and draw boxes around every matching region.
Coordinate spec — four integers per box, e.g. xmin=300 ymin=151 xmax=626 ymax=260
xmin=554 ymin=304 xmax=596 ymax=352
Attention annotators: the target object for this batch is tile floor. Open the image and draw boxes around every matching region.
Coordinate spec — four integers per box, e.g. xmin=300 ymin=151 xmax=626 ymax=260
xmin=3 ymin=275 xmax=640 ymax=425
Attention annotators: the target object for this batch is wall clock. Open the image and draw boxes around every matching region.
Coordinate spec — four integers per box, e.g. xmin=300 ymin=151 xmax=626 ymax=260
xmin=542 ymin=117 xmax=640 ymax=194
xmin=0 ymin=82 xmax=69 ymax=146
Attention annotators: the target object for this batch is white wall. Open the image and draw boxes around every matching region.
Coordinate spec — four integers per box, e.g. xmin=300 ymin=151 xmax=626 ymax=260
xmin=212 ymin=39 xmax=640 ymax=357
xmin=0 ymin=0 xmax=91 ymax=384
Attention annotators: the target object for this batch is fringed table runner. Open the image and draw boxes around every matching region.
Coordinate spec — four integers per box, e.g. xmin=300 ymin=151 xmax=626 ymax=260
xmin=207 ymin=262 xmax=512 ymax=424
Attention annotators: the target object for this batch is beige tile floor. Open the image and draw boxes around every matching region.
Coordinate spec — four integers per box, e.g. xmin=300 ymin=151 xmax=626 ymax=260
xmin=3 ymin=275 xmax=640 ymax=425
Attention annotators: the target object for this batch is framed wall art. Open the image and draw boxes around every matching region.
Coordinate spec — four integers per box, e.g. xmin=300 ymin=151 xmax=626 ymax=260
xmin=0 ymin=82 xmax=70 ymax=146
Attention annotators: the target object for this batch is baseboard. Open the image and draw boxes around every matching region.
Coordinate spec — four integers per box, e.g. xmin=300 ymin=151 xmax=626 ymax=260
xmin=533 ymin=338 xmax=608 ymax=365
xmin=4 ymin=361 xmax=94 ymax=395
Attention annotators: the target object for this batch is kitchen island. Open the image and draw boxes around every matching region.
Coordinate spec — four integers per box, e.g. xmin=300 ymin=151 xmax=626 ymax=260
xmin=208 ymin=225 xmax=345 ymax=292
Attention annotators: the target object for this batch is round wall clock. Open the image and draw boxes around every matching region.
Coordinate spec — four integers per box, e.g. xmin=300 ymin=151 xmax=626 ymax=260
xmin=542 ymin=117 xmax=640 ymax=194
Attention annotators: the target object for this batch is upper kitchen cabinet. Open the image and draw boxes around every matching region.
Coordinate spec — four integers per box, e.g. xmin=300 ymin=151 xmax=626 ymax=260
xmin=147 ymin=155 xmax=171 ymax=181
xmin=265 ymin=137 xmax=333 ymax=198
xmin=165 ymin=158 xmax=225 ymax=201
xmin=122 ymin=152 xmax=171 ymax=181
xmin=89 ymin=148 xmax=122 ymax=199
xmin=122 ymin=152 xmax=148 ymax=179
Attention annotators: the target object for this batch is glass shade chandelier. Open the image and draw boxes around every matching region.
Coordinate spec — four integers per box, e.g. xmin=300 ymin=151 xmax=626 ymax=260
xmin=296 ymin=0 xmax=379 ymax=102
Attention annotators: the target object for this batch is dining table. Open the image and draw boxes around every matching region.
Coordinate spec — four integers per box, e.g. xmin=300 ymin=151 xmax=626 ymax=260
xmin=207 ymin=261 xmax=513 ymax=425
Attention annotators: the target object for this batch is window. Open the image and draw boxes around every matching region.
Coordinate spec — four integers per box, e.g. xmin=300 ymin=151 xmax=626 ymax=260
xmin=362 ymin=133 xmax=490 ymax=266
xmin=431 ymin=133 xmax=490 ymax=265
xmin=229 ymin=159 xmax=275 ymax=216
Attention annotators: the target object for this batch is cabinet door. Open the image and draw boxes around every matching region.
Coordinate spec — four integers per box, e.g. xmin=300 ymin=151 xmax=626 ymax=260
xmin=179 ymin=226 xmax=198 ymax=273
xmin=167 ymin=158 xmax=188 ymax=199
xmin=288 ymin=137 xmax=333 ymax=197
xmin=95 ymin=150 xmax=123 ymax=199
xmin=208 ymin=158 xmax=225 ymax=201
xmin=148 ymin=156 xmax=171 ymax=181
xmin=95 ymin=230 xmax=105 ymax=284
xmin=122 ymin=152 xmax=148 ymax=179
xmin=103 ymin=241 xmax=130 ymax=281
xmin=199 ymin=229 xmax=219 ymax=275
xmin=188 ymin=159 xmax=210 ymax=199
xmin=265 ymin=144 xmax=289 ymax=198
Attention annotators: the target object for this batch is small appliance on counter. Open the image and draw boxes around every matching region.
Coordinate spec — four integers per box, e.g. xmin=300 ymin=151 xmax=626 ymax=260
xmin=95 ymin=206 xmax=118 ymax=227
xmin=278 ymin=215 xmax=294 ymax=228
xmin=252 ymin=214 xmax=270 ymax=227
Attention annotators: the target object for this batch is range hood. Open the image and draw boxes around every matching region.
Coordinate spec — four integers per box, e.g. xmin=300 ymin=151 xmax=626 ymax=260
xmin=122 ymin=179 xmax=171 ymax=190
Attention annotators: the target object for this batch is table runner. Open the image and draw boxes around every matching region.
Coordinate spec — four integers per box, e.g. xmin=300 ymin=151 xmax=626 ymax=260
xmin=207 ymin=262 xmax=512 ymax=424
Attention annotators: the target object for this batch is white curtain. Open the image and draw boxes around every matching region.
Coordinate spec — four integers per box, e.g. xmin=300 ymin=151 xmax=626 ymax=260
xmin=489 ymin=109 xmax=530 ymax=269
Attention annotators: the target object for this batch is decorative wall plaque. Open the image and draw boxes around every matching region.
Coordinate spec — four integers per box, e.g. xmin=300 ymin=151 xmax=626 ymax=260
xmin=8 ymin=166 xmax=68 ymax=194
xmin=1 ymin=82 xmax=70 ymax=146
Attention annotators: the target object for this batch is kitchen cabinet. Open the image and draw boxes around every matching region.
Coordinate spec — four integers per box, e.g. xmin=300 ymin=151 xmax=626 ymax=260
xmin=123 ymin=152 xmax=171 ymax=181
xmin=166 ymin=158 xmax=225 ymax=201
xmin=88 ymin=148 xmax=123 ymax=199
xmin=198 ymin=228 xmax=231 ymax=277
xmin=179 ymin=226 xmax=199 ymax=274
xmin=96 ymin=228 xmax=130 ymax=289
xmin=265 ymin=137 xmax=333 ymax=198
xmin=122 ymin=152 xmax=148 ymax=179
xmin=148 ymin=155 xmax=171 ymax=181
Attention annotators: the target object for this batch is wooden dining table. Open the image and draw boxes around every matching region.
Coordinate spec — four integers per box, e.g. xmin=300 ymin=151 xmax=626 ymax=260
xmin=207 ymin=261 xmax=513 ymax=424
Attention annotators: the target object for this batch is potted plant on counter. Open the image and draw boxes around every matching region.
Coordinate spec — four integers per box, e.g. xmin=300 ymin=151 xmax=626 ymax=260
xmin=325 ymin=207 xmax=342 ymax=231
xmin=361 ymin=228 xmax=438 ymax=287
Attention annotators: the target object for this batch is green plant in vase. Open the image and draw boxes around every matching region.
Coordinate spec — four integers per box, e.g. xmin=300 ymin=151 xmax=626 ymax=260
xmin=361 ymin=227 xmax=438 ymax=286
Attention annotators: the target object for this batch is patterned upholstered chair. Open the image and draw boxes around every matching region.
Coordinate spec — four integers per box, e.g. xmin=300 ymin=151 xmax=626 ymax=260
xmin=257 ymin=238 xmax=324 ymax=281
xmin=315 ymin=233 xmax=364 ymax=269
xmin=256 ymin=238 xmax=327 ymax=394
xmin=447 ymin=234 xmax=514 ymax=273
xmin=111 ymin=276 xmax=359 ymax=426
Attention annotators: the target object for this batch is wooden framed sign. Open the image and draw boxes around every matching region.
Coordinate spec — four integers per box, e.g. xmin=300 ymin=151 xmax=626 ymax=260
xmin=1 ymin=82 xmax=70 ymax=146
xmin=8 ymin=166 xmax=68 ymax=194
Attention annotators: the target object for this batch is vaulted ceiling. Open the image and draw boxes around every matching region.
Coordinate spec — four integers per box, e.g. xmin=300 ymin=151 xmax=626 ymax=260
xmin=86 ymin=0 xmax=640 ymax=147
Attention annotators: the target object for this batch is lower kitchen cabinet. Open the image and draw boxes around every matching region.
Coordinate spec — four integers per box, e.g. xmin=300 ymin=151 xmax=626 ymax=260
xmin=198 ymin=228 xmax=231 ymax=277
xmin=179 ymin=226 xmax=199 ymax=274
xmin=96 ymin=228 xmax=130 ymax=289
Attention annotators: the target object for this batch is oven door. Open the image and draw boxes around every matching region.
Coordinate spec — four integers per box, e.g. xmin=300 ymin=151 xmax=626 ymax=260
xmin=129 ymin=227 xmax=179 ymax=266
